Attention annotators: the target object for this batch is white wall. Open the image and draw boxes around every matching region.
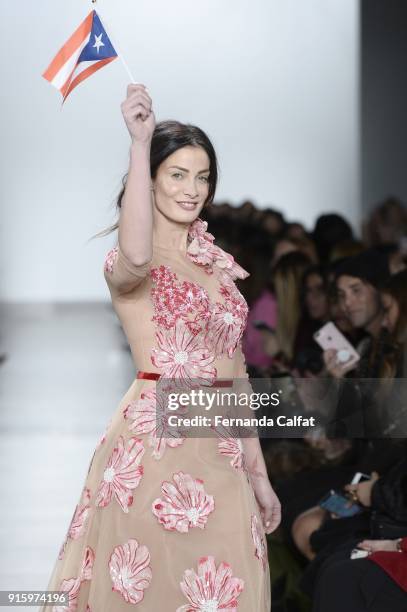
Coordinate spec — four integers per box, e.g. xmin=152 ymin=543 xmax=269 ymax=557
xmin=0 ymin=0 xmax=360 ymax=301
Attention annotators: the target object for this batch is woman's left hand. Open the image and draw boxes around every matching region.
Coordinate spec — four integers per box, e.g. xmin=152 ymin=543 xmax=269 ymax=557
xmin=252 ymin=478 xmax=281 ymax=534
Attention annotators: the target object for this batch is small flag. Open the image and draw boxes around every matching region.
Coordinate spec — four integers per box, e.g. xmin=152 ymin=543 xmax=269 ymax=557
xmin=42 ymin=10 xmax=118 ymax=102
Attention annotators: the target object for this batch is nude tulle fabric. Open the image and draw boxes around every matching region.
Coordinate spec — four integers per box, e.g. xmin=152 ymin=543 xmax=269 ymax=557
xmin=40 ymin=217 xmax=271 ymax=611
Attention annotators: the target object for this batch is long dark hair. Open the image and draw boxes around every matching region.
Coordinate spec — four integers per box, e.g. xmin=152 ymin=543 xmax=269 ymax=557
xmin=91 ymin=120 xmax=218 ymax=239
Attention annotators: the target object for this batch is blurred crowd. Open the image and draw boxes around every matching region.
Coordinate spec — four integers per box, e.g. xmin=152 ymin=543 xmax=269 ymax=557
xmin=201 ymin=196 xmax=407 ymax=612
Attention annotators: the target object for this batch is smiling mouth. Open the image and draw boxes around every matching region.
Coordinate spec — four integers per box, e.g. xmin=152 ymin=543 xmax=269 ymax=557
xmin=176 ymin=201 xmax=199 ymax=210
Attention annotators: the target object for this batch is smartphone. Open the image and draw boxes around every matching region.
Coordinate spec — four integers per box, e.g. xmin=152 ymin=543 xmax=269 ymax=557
xmin=314 ymin=322 xmax=360 ymax=367
xmin=253 ymin=320 xmax=275 ymax=333
xmin=350 ymin=548 xmax=369 ymax=560
xmin=351 ymin=472 xmax=370 ymax=485
xmin=318 ymin=489 xmax=363 ymax=517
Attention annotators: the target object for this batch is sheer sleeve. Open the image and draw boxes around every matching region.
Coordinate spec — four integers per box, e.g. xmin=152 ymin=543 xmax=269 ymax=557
xmin=103 ymin=245 xmax=151 ymax=296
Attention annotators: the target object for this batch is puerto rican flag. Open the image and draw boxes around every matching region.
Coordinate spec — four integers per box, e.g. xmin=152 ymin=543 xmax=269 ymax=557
xmin=42 ymin=10 xmax=118 ymax=102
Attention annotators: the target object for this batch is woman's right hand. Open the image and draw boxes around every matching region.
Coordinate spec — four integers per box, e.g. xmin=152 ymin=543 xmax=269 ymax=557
xmin=121 ymin=83 xmax=155 ymax=144
xmin=357 ymin=539 xmax=399 ymax=553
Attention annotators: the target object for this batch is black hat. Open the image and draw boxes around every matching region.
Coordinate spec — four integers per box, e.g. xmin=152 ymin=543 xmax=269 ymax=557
xmin=334 ymin=248 xmax=390 ymax=289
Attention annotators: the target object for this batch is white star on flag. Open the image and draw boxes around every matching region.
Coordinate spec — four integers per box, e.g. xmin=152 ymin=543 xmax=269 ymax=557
xmin=93 ymin=33 xmax=105 ymax=53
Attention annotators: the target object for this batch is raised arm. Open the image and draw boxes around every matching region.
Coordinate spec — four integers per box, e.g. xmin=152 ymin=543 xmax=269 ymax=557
xmin=104 ymin=84 xmax=155 ymax=296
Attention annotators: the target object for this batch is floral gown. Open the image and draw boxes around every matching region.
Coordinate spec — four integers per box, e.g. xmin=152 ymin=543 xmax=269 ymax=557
xmin=41 ymin=218 xmax=271 ymax=611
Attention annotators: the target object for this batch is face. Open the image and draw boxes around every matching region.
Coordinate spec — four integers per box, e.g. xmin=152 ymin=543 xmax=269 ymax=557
xmin=305 ymin=273 xmax=328 ymax=320
xmin=287 ymin=223 xmax=307 ymax=241
xmin=271 ymin=240 xmax=297 ymax=266
xmin=381 ymin=292 xmax=399 ymax=334
xmin=336 ymin=275 xmax=381 ymax=330
xmin=152 ymin=146 xmax=210 ymax=223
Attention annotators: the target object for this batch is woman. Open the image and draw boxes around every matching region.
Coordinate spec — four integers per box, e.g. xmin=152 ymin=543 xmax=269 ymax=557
xmin=293 ymin=265 xmax=329 ymax=375
xmin=381 ymin=268 xmax=407 ymax=363
xmin=262 ymin=250 xmax=312 ymax=368
xmin=41 ymin=84 xmax=280 ymax=611
xmin=312 ymin=537 xmax=407 ymax=612
xmin=311 ymin=451 xmax=407 ymax=612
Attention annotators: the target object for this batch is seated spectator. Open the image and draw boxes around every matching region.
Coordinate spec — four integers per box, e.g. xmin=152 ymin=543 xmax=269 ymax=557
xmin=285 ymin=221 xmax=309 ymax=242
xmin=363 ymin=196 xmax=407 ymax=247
xmin=242 ymin=273 xmax=278 ymax=373
xmin=323 ymin=249 xmax=392 ymax=437
xmin=293 ymin=265 xmax=329 ymax=375
xmin=301 ymin=449 xmax=407 ymax=610
xmin=330 ymin=239 xmax=365 ymax=262
xmin=312 ymin=213 xmax=354 ymax=262
xmin=325 ymin=248 xmax=389 ymax=374
xmin=261 ymin=251 xmax=312 ymax=370
xmin=312 ymin=536 xmax=407 ymax=611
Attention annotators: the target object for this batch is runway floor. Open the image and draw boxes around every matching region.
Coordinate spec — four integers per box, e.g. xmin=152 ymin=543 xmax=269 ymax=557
xmin=0 ymin=302 xmax=135 ymax=602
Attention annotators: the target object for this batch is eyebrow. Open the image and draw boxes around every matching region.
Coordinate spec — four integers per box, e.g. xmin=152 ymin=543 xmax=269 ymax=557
xmin=168 ymin=165 xmax=210 ymax=174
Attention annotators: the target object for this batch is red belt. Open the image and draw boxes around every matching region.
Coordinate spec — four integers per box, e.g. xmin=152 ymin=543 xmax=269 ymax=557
xmin=137 ymin=371 xmax=233 ymax=387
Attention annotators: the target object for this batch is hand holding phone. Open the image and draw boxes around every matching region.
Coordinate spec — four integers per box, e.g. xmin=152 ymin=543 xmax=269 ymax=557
xmin=318 ymin=489 xmax=363 ymax=518
xmin=314 ymin=322 xmax=360 ymax=367
xmin=314 ymin=322 xmax=360 ymax=378
xmin=351 ymin=472 xmax=371 ymax=485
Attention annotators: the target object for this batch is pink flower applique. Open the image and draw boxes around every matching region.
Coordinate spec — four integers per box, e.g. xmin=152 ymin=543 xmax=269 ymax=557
xmin=218 ymin=272 xmax=249 ymax=316
xmin=124 ymin=389 xmax=185 ymax=460
xmin=205 ymin=297 xmax=247 ymax=358
xmin=177 ymin=555 xmax=244 ymax=612
xmin=95 ymin=436 xmax=144 ymax=513
xmin=187 ymin=218 xmax=249 ymax=282
xmin=53 ymin=547 xmax=94 ymax=612
xmin=212 ymin=247 xmax=249 ymax=282
xmin=58 ymin=487 xmax=92 ymax=560
xmin=109 ymin=538 xmax=152 ymax=605
xmin=104 ymin=246 xmax=118 ymax=274
xmin=151 ymin=320 xmax=216 ymax=387
xmin=187 ymin=238 xmax=220 ymax=271
xmin=218 ymin=436 xmax=245 ymax=471
xmin=152 ymin=471 xmax=215 ymax=532
xmin=68 ymin=487 xmax=91 ymax=539
xmin=150 ymin=265 xmax=211 ymax=332
xmin=251 ymin=514 xmax=268 ymax=570
xmin=188 ymin=217 xmax=216 ymax=243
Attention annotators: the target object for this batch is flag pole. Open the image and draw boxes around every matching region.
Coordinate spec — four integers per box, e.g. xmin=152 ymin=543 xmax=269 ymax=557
xmin=92 ymin=0 xmax=138 ymax=84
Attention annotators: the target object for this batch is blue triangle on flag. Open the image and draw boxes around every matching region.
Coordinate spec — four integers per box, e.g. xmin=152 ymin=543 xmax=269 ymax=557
xmin=78 ymin=11 xmax=118 ymax=62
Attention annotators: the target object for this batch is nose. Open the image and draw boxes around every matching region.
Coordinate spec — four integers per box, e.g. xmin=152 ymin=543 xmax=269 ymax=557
xmin=183 ymin=178 xmax=198 ymax=198
xmin=343 ymin=293 xmax=354 ymax=311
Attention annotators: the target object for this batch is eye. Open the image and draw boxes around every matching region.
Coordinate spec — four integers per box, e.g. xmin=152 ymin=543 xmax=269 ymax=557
xmin=199 ymin=175 xmax=210 ymax=183
xmin=172 ymin=172 xmax=183 ymax=179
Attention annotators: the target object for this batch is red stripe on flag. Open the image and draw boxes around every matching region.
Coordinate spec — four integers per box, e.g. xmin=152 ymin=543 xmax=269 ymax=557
xmin=61 ymin=56 xmax=117 ymax=101
xmin=42 ymin=11 xmax=94 ymax=82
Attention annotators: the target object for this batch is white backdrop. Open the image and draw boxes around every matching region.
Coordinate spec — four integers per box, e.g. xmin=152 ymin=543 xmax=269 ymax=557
xmin=0 ymin=0 xmax=360 ymax=301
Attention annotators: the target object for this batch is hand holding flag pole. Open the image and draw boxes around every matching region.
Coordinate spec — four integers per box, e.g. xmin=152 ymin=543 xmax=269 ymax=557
xmin=42 ymin=5 xmax=137 ymax=102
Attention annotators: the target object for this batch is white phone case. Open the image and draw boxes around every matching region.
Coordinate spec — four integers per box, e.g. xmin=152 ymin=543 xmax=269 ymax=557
xmin=314 ymin=321 xmax=360 ymax=367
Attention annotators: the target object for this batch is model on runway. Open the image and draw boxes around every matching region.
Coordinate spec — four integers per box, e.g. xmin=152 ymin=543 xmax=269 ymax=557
xmin=41 ymin=83 xmax=281 ymax=611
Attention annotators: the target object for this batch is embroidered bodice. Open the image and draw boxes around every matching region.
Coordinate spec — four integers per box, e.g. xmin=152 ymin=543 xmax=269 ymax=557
xmin=103 ymin=218 xmax=250 ymax=381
